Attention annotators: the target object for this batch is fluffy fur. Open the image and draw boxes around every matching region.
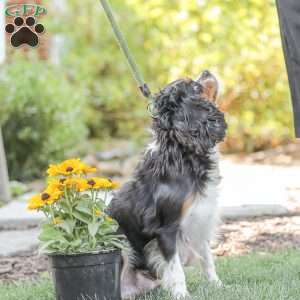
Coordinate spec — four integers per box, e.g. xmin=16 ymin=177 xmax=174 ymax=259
xmin=109 ymin=71 xmax=227 ymax=299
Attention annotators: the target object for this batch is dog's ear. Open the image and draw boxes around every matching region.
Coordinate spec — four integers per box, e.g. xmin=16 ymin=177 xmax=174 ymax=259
xmin=174 ymin=126 xmax=212 ymax=155
xmin=152 ymin=85 xmax=181 ymax=130
xmin=173 ymin=99 xmax=227 ymax=154
xmin=196 ymin=70 xmax=219 ymax=102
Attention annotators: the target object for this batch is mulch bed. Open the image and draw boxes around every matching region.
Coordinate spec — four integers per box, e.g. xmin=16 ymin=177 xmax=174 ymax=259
xmin=214 ymin=216 xmax=300 ymax=256
xmin=0 ymin=216 xmax=299 ymax=283
xmin=0 ymin=251 xmax=48 ymax=283
xmin=227 ymin=142 xmax=300 ymax=166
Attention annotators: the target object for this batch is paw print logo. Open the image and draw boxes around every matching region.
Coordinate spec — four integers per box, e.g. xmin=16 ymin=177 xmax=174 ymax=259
xmin=5 ymin=16 xmax=45 ymax=48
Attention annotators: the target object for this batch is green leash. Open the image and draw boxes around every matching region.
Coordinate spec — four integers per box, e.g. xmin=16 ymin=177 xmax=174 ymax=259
xmin=99 ymin=0 xmax=153 ymax=100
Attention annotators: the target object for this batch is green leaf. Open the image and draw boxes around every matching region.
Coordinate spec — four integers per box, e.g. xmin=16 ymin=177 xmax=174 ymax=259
xmin=38 ymin=240 xmax=56 ymax=253
xmin=70 ymin=239 xmax=82 ymax=248
xmin=109 ymin=240 xmax=124 ymax=249
xmin=57 ymin=220 xmax=76 ymax=235
xmin=88 ymin=222 xmax=100 ymax=237
xmin=38 ymin=226 xmax=65 ymax=242
xmin=75 ymin=201 xmax=92 ymax=215
xmin=72 ymin=211 xmax=90 ymax=224
xmin=59 ymin=201 xmax=72 ymax=214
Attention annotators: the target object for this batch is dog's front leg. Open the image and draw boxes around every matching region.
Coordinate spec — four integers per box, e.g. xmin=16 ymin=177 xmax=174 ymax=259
xmin=153 ymin=180 xmax=192 ymax=298
xmin=158 ymin=230 xmax=189 ymax=299
xmin=199 ymin=241 xmax=222 ymax=286
xmin=162 ymin=252 xmax=188 ymax=299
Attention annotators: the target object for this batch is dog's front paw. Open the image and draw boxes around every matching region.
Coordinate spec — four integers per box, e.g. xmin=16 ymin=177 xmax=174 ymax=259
xmin=172 ymin=285 xmax=190 ymax=299
xmin=162 ymin=276 xmax=189 ymax=299
xmin=208 ymin=277 xmax=223 ymax=288
xmin=162 ymin=254 xmax=190 ymax=299
xmin=214 ymin=278 xmax=223 ymax=288
xmin=163 ymin=279 xmax=189 ymax=299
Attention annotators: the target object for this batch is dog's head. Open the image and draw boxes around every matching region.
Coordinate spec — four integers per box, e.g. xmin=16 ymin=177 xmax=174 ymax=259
xmin=152 ymin=70 xmax=227 ymax=154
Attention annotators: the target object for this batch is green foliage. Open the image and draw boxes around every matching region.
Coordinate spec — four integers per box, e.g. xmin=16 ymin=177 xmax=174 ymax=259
xmin=37 ymin=189 xmax=123 ymax=254
xmin=10 ymin=181 xmax=28 ymax=197
xmin=52 ymin=0 xmax=149 ymax=141
xmin=1 ymin=0 xmax=291 ymax=183
xmin=0 ymin=57 xmax=87 ymax=180
xmin=57 ymin=0 xmax=292 ymax=151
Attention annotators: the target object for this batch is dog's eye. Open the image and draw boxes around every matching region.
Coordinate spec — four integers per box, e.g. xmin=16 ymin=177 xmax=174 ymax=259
xmin=193 ymin=84 xmax=201 ymax=93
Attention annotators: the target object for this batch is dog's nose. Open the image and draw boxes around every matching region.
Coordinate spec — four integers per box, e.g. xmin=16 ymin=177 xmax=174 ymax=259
xmin=202 ymin=70 xmax=211 ymax=77
xmin=196 ymin=70 xmax=212 ymax=82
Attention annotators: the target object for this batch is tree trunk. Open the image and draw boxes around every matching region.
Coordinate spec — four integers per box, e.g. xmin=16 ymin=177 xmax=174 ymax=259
xmin=0 ymin=128 xmax=10 ymax=203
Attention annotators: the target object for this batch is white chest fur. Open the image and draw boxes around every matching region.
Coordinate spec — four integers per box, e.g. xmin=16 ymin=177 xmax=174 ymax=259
xmin=179 ymin=149 xmax=221 ymax=264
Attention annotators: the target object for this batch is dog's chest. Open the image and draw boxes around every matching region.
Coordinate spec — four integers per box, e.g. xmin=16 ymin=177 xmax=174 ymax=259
xmin=180 ymin=157 xmax=221 ymax=243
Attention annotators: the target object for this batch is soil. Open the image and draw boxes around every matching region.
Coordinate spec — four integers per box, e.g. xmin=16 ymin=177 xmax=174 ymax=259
xmin=213 ymin=216 xmax=300 ymax=256
xmin=0 ymin=251 xmax=48 ymax=283
xmin=0 ymin=216 xmax=299 ymax=283
xmin=227 ymin=142 xmax=300 ymax=166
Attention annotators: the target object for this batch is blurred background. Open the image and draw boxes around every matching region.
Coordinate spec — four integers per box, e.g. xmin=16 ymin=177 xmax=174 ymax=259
xmin=0 ymin=0 xmax=296 ymax=182
xmin=0 ymin=0 xmax=299 ymax=286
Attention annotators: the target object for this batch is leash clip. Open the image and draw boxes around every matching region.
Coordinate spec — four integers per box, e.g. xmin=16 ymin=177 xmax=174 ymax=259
xmin=139 ymin=83 xmax=152 ymax=99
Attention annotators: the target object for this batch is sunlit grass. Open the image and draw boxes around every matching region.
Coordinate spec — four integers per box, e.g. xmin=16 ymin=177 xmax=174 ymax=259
xmin=1 ymin=250 xmax=299 ymax=300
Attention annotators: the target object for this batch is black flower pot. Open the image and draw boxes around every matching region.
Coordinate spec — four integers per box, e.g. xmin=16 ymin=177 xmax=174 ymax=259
xmin=49 ymin=250 xmax=121 ymax=300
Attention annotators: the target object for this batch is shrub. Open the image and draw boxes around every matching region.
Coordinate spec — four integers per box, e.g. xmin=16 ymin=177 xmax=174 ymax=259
xmin=60 ymin=0 xmax=292 ymax=151
xmin=56 ymin=0 xmax=150 ymax=141
xmin=0 ymin=57 xmax=87 ymax=180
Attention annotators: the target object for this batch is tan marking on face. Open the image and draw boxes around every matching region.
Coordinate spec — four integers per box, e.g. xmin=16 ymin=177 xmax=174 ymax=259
xmin=196 ymin=70 xmax=219 ymax=102
xmin=201 ymin=77 xmax=218 ymax=101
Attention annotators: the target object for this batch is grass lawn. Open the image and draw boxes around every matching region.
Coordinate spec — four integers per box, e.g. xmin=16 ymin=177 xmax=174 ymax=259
xmin=1 ymin=250 xmax=299 ymax=300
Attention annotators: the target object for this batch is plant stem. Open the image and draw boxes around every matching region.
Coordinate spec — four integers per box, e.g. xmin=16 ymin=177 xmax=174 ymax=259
xmin=49 ymin=205 xmax=55 ymax=223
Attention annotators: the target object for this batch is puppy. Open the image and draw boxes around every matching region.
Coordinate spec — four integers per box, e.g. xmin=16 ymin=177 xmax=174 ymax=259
xmin=109 ymin=70 xmax=227 ymax=299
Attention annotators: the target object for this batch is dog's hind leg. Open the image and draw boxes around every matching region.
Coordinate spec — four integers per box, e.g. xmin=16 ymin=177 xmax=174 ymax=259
xmin=198 ymin=241 xmax=222 ymax=286
xmin=121 ymin=253 xmax=160 ymax=299
xmin=180 ymin=176 xmax=222 ymax=286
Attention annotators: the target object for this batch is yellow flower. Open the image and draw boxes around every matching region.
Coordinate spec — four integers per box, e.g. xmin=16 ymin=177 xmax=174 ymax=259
xmin=59 ymin=158 xmax=84 ymax=175
xmin=47 ymin=159 xmax=97 ymax=177
xmin=76 ymin=178 xmax=90 ymax=192
xmin=64 ymin=178 xmax=77 ymax=189
xmin=94 ymin=208 xmax=102 ymax=217
xmin=53 ymin=217 xmax=63 ymax=225
xmin=80 ymin=164 xmax=97 ymax=174
xmin=42 ymin=190 xmax=63 ymax=205
xmin=47 ymin=179 xmax=64 ymax=192
xmin=105 ymin=216 xmax=114 ymax=222
xmin=110 ymin=181 xmax=120 ymax=189
xmin=87 ymin=177 xmax=119 ymax=189
xmin=47 ymin=164 xmax=60 ymax=177
xmin=27 ymin=194 xmax=45 ymax=210
xmin=65 ymin=178 xmax=89 ymax=192
xmin=27 ymin=188 xmax=62 ymax=210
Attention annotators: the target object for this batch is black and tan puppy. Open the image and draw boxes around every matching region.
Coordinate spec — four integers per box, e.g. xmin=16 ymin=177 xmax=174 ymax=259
xmin=109 ymin=70 xmax=227 ymax=299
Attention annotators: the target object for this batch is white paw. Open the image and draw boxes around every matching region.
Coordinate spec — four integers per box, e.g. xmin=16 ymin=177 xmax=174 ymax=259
xmin=162 ymin=277 xmax=189 ymax=299
xmin=214 ymin=279 xmax=223 ymax=288
xmin=209 ymin=278 xmax=223 ymax=288
xmin=162 ymin=254 xmax=189 ymax=299
xmin=171 ymin=284 xmax=190 ymax=299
